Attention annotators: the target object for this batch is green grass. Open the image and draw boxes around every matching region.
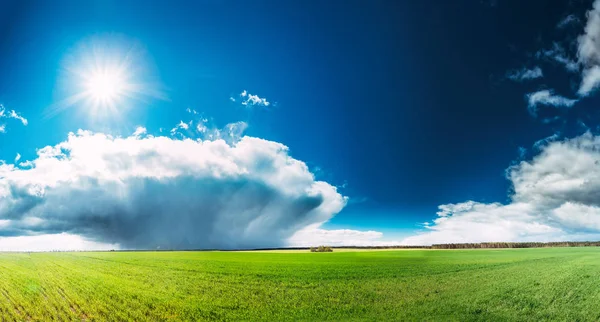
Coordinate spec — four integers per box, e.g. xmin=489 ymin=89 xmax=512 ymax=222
xmin=0 ymin=248 xmax=599 ymax=321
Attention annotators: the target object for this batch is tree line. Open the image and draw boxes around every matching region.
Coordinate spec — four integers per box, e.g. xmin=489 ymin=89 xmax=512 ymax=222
xmin=430 ymin=241 xmax=600 ymax=249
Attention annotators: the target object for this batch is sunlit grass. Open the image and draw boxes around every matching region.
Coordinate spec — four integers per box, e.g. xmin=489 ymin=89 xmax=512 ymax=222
xmin=0 ymin=248 xmax=599 ymax=320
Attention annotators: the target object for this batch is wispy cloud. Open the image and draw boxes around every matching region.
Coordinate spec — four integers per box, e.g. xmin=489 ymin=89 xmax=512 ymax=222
xmin=132 ymin=126 xmax=147 ymax=137
xmin=170 ymin=120 xmax=190 ymax=136
xmin=0 ymin=104 xmax=28 ymax=133
xmin=8 ymin=110 xmax=28 ymax=125
xmin=532 ymin=132 xmax=561 ymax=150
xmin=169 ymin=111 xmax=249 ymax=145
xmin=536 ymin=43 xmax=579 ymax=73
xmin=527 ymin=4 xmax=600 ymax=97
xmin=506 ymin=67 xmax=543 ymax=81
xmin=526 ymin=90 xmax=577 ymax=115
xmin=557 ymin=14 xmax=580 ymax=29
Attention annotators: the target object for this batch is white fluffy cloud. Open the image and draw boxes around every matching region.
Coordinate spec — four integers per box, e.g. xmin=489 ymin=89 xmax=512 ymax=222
xmin=506 ymin=67 xmax=543 ymax=81
xmin=0 ymin=130 xmax=350 ymax=250
xmin=403 ymin=133 xmax=600 ymax=245
xmin=526 ymin=90 xmax=577 ymax=115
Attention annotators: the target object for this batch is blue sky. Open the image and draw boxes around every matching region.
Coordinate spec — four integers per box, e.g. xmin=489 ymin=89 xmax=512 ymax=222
xmin=5 ymin=0 xmax=600 ymax=250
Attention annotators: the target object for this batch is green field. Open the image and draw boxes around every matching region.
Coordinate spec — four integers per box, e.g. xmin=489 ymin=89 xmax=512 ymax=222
xmin=0 ymin=248 xmax=599 ymax=321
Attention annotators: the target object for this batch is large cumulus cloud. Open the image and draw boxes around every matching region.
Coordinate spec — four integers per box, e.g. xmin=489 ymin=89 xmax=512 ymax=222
xmin=403 ymin=133 xmax=600 ymax=245
xmin=0 ymin=130 xmax=347 ymax=249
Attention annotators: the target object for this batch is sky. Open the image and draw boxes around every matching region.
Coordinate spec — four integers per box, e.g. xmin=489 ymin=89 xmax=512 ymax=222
xmin=4 ymin=0 xmax=600 ymax=250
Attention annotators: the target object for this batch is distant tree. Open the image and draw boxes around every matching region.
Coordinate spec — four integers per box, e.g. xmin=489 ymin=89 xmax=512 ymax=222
xmin=311 ymin=246 xmax=333 ymax=252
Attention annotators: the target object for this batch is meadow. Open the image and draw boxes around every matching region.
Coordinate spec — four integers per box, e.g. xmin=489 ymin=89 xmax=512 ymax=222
xmin=0 ymin=248 xmax=599 ymax=321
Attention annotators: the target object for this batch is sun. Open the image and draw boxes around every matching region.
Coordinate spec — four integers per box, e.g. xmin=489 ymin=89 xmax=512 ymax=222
xmin=75 ymin=64 xmax=133 ymax=117
xmin=86 ymin=69 xmax=126 ymax=102
xmin=47 ymin=35 xmax=165 ymax=120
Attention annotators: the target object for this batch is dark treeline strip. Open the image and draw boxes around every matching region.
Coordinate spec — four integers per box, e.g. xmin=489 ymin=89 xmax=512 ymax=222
xmin=430 ymin=241 xmax=600 ymax=249
xmin=330 ymin=246 xmax=431 ymax=249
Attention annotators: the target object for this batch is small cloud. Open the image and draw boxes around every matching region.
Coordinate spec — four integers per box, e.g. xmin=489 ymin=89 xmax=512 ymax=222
xmin=237 ymin=90 xmax=270 ymax=108
xmin=14 ymin=153 xmax=21 ymax=163
xmin=229 ymin=97 xmax=236 ymax=102
xmin=132 ymin=126 xmax=147 ymax=137
xmin=170 ymin=121 xmax=190 ymax=136
xmin=224 ymin=121 xmax=248 ymax=142
xmin=526 ymin=90 xmax=577 ymax=115
xmin=506 ymin=67 xmax=543 ymax=81
xmin=8 ymin=110 xmax=27 ymax=126
xmin=517 ymin=147 xmax=527 ymax=159
xmin=578 ymin=119 xmax=590 ymax=131
xmin=348 ymin=196 xmax=369 ymax=205
xmin=536 ymin=43 xmax=579 ymax=73
xmin=541 ymin=116 xmax=562 ymax=124
xmin=169 ymin=112 xmax=248 ymax=145
xmin=532 ymin=132 xmax=561 ymax=150
xmin=557 ymin=14 xmax=579 ymax=29
xmin=0 ymin=105 xmax=28 ymax=133
xmin=18 ymin=160 xmax=34 ymax=168
xmin=196 ymin=123 xmax=207 ymax=133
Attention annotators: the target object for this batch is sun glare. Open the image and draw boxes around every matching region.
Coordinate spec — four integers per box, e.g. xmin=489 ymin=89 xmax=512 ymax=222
xmin=86 ymin=69 xmax=125 ymax=102
xmin=49 ymin=35 xmax=164 ymax=120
